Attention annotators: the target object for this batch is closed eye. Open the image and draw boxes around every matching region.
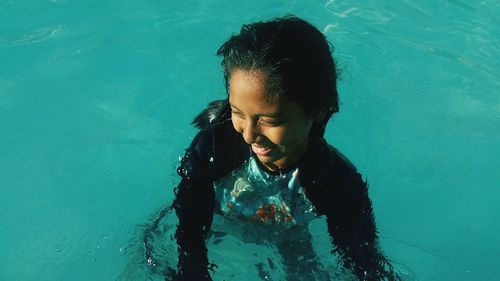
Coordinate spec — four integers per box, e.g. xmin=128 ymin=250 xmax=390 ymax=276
xmin=231 ymin=109 xmax=245 ymax=118
xmin=259 ymin=118 xmax=283 ymax=126
xmin=230 ymin=107 xmax=282 ymax=126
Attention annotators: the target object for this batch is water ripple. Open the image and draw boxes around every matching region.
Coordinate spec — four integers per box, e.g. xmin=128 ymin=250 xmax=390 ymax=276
xmin=0 ymin=25 xmax=62 ymax=47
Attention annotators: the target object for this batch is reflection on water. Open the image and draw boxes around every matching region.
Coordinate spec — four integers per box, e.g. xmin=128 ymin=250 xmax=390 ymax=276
xmin=118 ymin=207 xmax=361 ymax=281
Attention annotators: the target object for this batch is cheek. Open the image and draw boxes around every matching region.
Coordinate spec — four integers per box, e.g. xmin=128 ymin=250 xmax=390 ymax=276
xmin=262 ymin=127 xmax=291 ymax=146
xmin=273 ymin=122 xmax=312 ymax=148
xmin=231 ymin=117 xmax=242 ymax=133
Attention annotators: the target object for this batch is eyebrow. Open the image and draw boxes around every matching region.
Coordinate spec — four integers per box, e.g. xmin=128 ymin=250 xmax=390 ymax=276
xmin=229 ymin=103 xmax=283 ymax=118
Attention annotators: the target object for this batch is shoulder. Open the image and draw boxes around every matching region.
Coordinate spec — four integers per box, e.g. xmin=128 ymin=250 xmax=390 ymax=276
xmin=183 ymin=120 xmax=249 ymax=181
xmin=299 ymin=138 xmax=368 ymax=214
xmin=302 ymin=138 xmax=363 ymax=185
xmin=187 ymin=120 xmax=237 ymax=155
xmin=212 ymin=121 xmax=250 ymax=179
xmin=326 ymin=142 xmax=365 ymax=189
xmin=178 ymin=127 xmax=214 ymax=180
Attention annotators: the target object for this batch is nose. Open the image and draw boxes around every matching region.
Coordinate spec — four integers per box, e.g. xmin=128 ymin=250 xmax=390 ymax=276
xmin=241 ymin=119 xmax=260 ymax=145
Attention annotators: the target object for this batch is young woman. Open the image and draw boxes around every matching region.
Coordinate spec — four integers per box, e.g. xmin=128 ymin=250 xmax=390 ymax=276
xmin=169 ymin=15 xmax=400 ymax=281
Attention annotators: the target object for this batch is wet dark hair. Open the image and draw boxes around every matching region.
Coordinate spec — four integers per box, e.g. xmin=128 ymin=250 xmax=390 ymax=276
xmin=193 ymin=15 xmax=340 ymax=138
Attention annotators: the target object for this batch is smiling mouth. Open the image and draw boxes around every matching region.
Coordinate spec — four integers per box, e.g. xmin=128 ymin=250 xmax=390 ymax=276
xmin=251 ymin=145 xmax=274 ymax=156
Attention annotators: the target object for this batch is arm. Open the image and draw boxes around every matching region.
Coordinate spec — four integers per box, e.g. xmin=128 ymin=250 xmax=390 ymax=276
xmin=325 ymin=174 xmax=400 ymax=280
xmin=172 ymin=130 xmax=216 ymax=280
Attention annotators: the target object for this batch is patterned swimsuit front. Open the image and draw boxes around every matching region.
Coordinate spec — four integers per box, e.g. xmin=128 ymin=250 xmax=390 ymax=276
xmin=212 ymin=156 xmax=317 ymax=242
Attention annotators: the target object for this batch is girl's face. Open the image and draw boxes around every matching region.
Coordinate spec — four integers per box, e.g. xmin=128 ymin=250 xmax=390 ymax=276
xmin=229 ymin=69 xmax=314 ymax=171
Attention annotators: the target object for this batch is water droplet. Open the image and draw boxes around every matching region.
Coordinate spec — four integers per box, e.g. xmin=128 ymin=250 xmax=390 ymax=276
xmin=147 ymin=257 xmax=156 ymax=266
xmin=278 ymin=168 xmax=286 ymax=179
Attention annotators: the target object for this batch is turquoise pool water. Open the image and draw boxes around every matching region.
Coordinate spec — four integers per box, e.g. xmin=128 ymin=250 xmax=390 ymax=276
xmin=1 ymin=0 xmax=499 ymax=280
